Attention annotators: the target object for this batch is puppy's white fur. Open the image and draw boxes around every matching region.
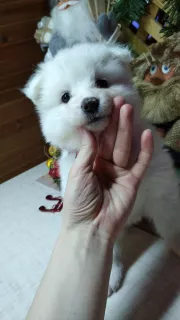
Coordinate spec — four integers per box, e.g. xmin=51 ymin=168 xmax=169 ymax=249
xmin=23 ymin=42 xmax=180 ymax=296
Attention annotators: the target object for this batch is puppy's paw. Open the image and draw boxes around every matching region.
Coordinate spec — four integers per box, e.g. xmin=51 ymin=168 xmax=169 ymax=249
xmin=108 ymin=263 xmax=123 ymax=297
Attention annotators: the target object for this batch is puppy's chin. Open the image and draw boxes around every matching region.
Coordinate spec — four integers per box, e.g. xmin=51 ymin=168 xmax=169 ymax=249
xmin=62 ymin=117 xmax=109 ymax=150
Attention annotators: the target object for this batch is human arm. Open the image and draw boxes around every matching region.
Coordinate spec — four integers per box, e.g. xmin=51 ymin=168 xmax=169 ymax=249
xmin=26 ymin=98 xmax=153 ymax=320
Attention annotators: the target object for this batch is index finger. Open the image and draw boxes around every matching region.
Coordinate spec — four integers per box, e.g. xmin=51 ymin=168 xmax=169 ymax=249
xmin=98 ymin=96 xmax=124 ymax=161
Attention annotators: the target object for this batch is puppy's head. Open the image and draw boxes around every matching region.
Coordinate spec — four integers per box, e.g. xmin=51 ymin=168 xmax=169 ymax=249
xmin=23 ymin=43 xmax=137 ymax=150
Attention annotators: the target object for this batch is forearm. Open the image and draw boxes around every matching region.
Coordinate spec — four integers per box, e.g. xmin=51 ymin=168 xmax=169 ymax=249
xmin=26 ymin=223 xmax=113 ymax=320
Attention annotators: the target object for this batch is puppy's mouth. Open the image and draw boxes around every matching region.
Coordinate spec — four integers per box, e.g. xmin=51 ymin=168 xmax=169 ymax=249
xmin=87 ymin=115 xmax=108 ymax=125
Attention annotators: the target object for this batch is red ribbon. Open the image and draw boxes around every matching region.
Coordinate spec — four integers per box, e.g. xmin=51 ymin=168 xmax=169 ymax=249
xmin=39 ymin=195 xmax=63 ymax=213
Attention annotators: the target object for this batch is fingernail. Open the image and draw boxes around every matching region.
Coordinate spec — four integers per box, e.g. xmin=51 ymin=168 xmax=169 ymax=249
xmin=145 ymin=129 xmax=152 ymax=135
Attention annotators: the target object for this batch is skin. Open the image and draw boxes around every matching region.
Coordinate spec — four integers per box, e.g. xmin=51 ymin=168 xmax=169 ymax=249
xmin=26 ymin=97 xmax=153 ymax=320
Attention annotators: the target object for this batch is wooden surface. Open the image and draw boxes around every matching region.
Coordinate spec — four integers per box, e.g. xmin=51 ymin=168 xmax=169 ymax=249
xmin=122 ymin=0 xmax=165 ymax=54
xmin=0 ymin=0 xmax=48 ymax=183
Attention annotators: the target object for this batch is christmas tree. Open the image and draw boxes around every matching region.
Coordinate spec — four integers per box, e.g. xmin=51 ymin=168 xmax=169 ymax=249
xmin=112 ymin=0 xmax=149 ymax=25
xmin=161 ymin=0 xmax=180 ymax=37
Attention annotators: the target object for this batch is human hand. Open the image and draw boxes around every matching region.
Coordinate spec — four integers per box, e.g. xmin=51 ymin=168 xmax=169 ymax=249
xmin=62 ymin=97 xmax=153 ymax=241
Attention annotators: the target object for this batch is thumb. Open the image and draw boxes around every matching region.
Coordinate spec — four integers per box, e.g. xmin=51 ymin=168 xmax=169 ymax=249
xmin=74 ymin=129 xmax=98 ymax=173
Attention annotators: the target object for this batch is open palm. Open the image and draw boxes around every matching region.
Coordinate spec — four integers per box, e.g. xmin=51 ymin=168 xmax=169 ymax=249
xmin=63 ymin=97 xmax=153 ymax=239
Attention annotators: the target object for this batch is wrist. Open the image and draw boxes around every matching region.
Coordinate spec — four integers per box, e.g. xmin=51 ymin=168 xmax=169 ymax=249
xmin=59 ymin=219 xmax=114 ymax=254
xmin=52 ymin=225 xmax=112 ymax=320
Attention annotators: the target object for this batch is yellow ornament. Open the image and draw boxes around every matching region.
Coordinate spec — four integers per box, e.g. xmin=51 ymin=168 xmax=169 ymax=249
xmin=46 ymin=158 xmax=54 ymax=169
xmin=48 ymin=145 xmax=57 ymax=157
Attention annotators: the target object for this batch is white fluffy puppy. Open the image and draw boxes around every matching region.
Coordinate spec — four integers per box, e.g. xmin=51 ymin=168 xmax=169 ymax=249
xmin=23 ymin=42 xmax=180 ymax=296
xmin=24 ymin=42 xmax=136 ymax=194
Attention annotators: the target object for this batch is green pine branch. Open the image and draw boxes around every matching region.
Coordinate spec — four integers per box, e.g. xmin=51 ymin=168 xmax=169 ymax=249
xmin=161 ymin=0 xmax=180 ymax=37
xmin=112 ymin=0 xmax=148 ymax=25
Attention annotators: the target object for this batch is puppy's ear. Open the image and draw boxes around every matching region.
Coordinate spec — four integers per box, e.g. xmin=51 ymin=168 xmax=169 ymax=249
xmin=110 ymin=45 xmax=132 ymax=65
xmin=22 ymin=69 xmax=42 ymax=105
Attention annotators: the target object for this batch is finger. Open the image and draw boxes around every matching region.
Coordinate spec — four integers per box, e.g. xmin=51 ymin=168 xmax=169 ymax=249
xmin=131 ymin=129 xmax=154 ymax=186
xmin=73 ymin=129 xmax=98 ymax=173
xmin=113 ymin=104 xmax=133 ymax=168
xmin=99 ymin=96 xmax=124 ymax=161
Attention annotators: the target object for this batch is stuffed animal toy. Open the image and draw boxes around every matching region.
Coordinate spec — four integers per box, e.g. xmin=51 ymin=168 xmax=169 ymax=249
xmin=131 ymin=32 xmax=180 ymax=166
xmin=34 ymin=1 xmax=122 ymax=60
xmin=97 ymin=11 xmax=117 ymax=40
xmin=34 ymin=16 xmax=53 ymax=52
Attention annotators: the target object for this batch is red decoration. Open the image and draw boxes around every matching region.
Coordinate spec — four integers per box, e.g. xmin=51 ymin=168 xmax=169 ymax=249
xmin=49 ymin=161 xmax=60 ymax=178
xmin=39 ymin=195 xmax=63 ymax=213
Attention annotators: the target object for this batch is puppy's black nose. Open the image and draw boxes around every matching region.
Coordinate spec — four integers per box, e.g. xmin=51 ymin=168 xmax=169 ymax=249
xmin=81 ymin=97 xmax=99 ymax=114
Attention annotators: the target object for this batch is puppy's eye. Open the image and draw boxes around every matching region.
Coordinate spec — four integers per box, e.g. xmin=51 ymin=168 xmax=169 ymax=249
xmin=61 ymin=92 xmax=71 ymax=103
xmin=95 ymin=79 xmax=109 ymax=88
